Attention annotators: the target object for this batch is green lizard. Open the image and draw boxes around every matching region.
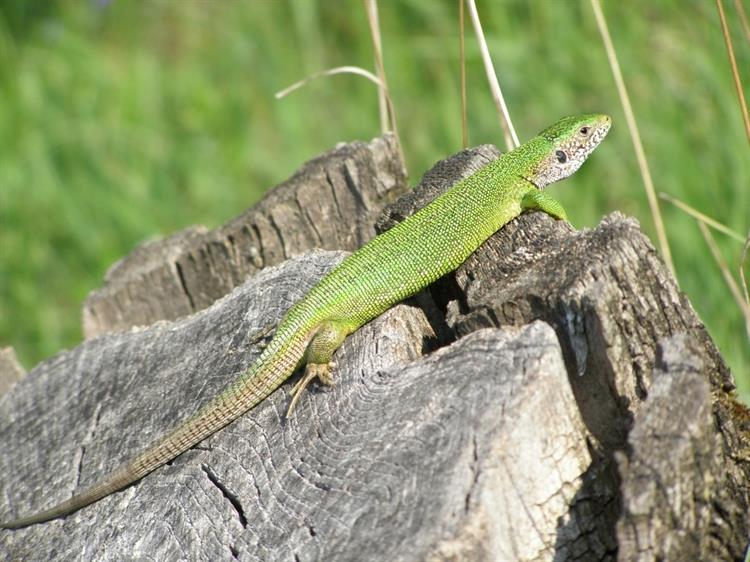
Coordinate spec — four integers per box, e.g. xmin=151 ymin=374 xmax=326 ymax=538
xmin=1 ymin=113 xmax=611 ymax=529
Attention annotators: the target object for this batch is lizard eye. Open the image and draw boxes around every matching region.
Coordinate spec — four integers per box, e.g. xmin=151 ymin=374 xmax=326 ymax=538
xmin=580 ymin=126 xmax=590 ymax=135
xmin=555 ymin=150 xmax=567 ymax=163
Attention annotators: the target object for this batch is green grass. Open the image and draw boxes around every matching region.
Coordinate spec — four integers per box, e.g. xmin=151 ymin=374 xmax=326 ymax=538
xmin=1 ymin=1 xmax=748 ymax=400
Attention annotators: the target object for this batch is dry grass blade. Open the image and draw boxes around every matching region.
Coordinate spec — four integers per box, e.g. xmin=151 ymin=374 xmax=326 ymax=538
xmin=735 ymin=0 xmax=750 ymax=43
xmin=363 ymin=0 xmax=389 ymax=133
xmin=465 ymin=0 xmax=518 ymax=150
xmin=590 ymin=0 xmax=675 ymax=277
xmin=364 ymin=0 xmax=388 ymax=134
xmin=659 ymin=192 xmax=746 ymax=243
xmin=275 ymin=66 xmax=384 ymax=99
xmin=459 ymin=0 xmax=468 ymax=148
xmin=698 ymin=221 xmax=750 ymax=341
xmin=362 ymin=0 xmax=404 ymax=168
xmin=717 ymin=0 xmax=750 ymax=145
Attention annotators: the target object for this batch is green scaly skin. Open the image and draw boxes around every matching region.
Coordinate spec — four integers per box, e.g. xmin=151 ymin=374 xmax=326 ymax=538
xmin=1 ymin=113 xmax=611 ymax=529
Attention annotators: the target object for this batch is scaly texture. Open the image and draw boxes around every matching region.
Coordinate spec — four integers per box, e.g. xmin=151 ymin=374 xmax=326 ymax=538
xmin=1 ymin=113 xmax=610 ymax=529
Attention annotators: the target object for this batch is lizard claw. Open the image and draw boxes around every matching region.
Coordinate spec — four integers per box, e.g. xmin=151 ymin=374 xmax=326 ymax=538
xmin=318 ymin=362 xmax=336 ymax=386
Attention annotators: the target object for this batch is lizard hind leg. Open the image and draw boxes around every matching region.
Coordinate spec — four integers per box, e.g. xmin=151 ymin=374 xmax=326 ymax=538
xmin=286 ymin=321 xmax=350 ymax=417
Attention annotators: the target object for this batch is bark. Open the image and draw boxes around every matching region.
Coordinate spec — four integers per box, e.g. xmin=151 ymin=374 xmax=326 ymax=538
xmin=1 ymin=140 xmax=748 ymax=561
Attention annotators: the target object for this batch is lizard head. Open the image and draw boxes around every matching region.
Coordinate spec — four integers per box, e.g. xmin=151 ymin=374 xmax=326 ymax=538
xmin=526 ymin=113 xmax=611 ymax=188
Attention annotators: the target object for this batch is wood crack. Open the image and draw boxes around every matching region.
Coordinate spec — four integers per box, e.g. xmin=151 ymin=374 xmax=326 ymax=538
xmin=201 ymin=464 xmax=247 ymax=528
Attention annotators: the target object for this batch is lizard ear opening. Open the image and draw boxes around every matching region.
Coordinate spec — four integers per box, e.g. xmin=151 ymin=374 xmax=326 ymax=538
xmin=555 ymin=150 xmax=567 ymax=163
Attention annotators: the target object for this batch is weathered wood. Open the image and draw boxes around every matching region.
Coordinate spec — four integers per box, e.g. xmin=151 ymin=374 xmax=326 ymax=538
xmin=0 ymin=251 xmax=598 ymax=560
xmin=82 ymin=134 xmax=407 ymax=338
xmin=2 ymin=139 xmax=749 ymax=561
xmin=616 ymin=333 xmax=747 ymax=561
xmin=0 ymin=347 xmax=25 ymax=398
xmin=4 ymin=249 xmax=589 ymax=560
xmin=443 ymin=212 xmax=749 ymax=559
xmin=0 ymin=251 xmax=432 ymax=559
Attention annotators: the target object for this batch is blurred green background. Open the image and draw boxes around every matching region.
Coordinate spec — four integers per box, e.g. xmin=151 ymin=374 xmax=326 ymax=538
xmin=0 ymin=1 xmax=748 ymax=400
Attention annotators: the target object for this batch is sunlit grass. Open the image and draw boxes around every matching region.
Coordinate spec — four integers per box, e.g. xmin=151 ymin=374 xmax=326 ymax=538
xmin=0 ymin=1 xmax=747 ymax=399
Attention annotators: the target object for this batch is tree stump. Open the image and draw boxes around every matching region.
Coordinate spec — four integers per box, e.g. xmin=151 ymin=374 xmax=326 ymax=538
xmin=1 ymin=138 xmax=748 ymax=561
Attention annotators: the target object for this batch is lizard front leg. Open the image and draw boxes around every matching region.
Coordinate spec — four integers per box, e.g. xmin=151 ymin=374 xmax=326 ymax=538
xmin=521 ymin=189 xmax=568 ymax=221
xmin=286 ymin=321 xmax=350 ymax=417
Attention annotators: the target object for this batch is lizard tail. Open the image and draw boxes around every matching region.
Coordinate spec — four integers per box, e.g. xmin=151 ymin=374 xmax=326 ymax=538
xmin=1 ymin=328 xmax=312 ymax=529
xmin=0 ymin=465 xmax=139 ymax=529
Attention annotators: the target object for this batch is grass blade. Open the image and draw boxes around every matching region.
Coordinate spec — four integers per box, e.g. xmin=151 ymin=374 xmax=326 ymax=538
xmin=717 ymin=0 xmax=750 ymax=145
xmin=275 ymin=66 xmax=384 ymax=99
xmin=659 ymin=193 xmax=745 ymax=243
xmin=362 ymin=0 xmax=405 ymax=168
xmin=459 ymin=0 xmax=468 ymax=148
xmin=363 ymin=0 xmax=389 ymax=134
xmin=590 ymin=0 xmax=676 ymax=277
xmin=465 ymin=0 xmax=518 ymax=150
xmin=697 ymin=221 xmax=750 ymax=341
xmin=734 ymin=0 xmax=750 ymax=43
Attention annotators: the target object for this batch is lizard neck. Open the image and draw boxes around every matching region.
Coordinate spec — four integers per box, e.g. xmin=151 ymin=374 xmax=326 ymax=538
xmin=502 ymin=136 xmax=555 ymax=189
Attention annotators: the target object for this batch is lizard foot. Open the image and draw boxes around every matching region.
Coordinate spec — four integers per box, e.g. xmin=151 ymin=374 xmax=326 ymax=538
xmin=317 ymin=362 xmax=336 ymax=386
xmin=287 ymin=362 xmax=335 ymax=417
